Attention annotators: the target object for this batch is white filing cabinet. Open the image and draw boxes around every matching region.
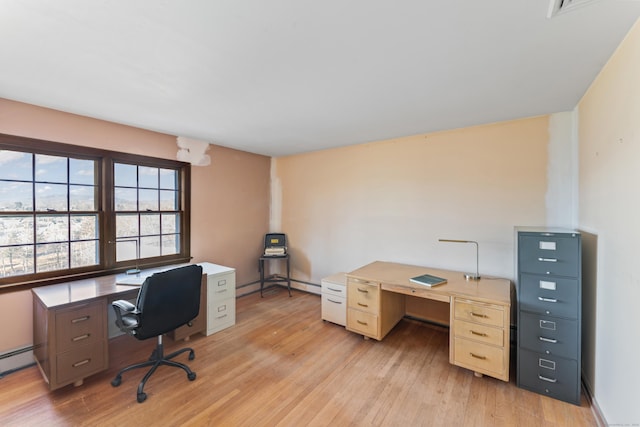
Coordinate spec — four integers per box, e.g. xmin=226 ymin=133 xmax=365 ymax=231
xmin=321 ymin=272 xmax=347 ymax=326
xmin=200 ymin=262 xmax=236 ymax=335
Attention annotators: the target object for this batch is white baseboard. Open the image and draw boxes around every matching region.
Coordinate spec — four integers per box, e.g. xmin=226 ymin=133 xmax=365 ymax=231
xmin=0 ymin=348 xmax=34 ymax=375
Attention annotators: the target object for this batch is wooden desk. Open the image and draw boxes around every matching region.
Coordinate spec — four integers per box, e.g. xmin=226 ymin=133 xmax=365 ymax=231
xmin=346 ymin=261 xmax=512 ymax=381
xmin=31 ymin=266 xmax=207 ymax=391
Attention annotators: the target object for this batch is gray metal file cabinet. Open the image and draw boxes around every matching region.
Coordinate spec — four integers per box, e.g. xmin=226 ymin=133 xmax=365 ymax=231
xmin=515 ymin=227 xmax=582 ymax=405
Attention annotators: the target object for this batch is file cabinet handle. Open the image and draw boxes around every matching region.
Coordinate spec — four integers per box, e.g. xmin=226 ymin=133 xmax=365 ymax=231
xmin=539 ymin=336 xmax=558 ymax=344
xmin=71 ymin=316 xmax=90 ymax=323
xmin=470 ymin=312 xmax=488 ymax=318
xmin=357 ymin=302 xmax=369 ymax=308
xmin=357 ymin=288 xmax=369 ymax=293
xmin=538 ymin=296 xmax=558 ymax=303
xmin=327 ymin=287 xmax=343 ymax=293
xmin=357 ymin=320 xmax=368 ymax=326
xmin=470 ymin=330 xmax=488 ymax=337
xmin=72 ymin=334 xmax=90 ymax=342
xmin=72 ymin=359 xmax=91 ymax=368
xmin=327 ymin=298 xmax=342 ymax=304
xmin=538 ymin=257 xmax=557 ymax=262
xmin=538 ymin=375 xmax=557 ymax=383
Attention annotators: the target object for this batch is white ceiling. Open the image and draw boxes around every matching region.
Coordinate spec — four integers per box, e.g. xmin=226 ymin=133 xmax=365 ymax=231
xmin=1 ymin=1 xmax=639 ymax=157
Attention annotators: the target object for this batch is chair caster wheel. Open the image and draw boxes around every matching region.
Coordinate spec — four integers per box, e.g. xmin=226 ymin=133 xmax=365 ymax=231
xmin=188 ymin=372 xmax=196 ymax=381
xmin=188 ymin=351 xmax=195 ymax=361
xmin=137 ymin=393 xmax=147 ymax=403
xmin=111 ymin=376 xmax=121 ymax=387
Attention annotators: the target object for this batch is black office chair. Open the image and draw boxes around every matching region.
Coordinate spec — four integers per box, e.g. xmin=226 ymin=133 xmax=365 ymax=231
xmin=110 ymin=264 xmax=203 ymax=403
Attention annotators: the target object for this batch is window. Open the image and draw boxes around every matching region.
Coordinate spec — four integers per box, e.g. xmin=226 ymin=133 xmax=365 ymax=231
xmin=0 ymin=134 xmax=191 ymax=290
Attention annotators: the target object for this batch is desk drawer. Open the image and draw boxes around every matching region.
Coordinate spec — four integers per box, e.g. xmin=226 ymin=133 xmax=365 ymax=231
xmin=454 ymin=300 xmax=504 ymax=328
xmin=55 ymin=301 xmax=104 ymax=353
xmin=347 ymin=279 xmax=379 ymax=314
xmin=454 ymin=337 xmax=505 ymax=377
xmin=56 ymin=341 xmax=107 ymax=386
xmin=453 ymin=319 xmax=503 ymax=347
xmin=346 ymin=308 xmax=378 ymax=338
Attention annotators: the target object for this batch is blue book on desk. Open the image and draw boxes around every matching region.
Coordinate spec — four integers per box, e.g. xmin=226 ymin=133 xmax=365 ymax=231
xmin=410 ymin=273 xmax=447 ymax=287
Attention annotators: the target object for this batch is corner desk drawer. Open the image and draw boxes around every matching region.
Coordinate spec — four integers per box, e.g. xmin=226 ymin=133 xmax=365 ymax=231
xmin=454 ymin=300 xmax=504 ymax=328
xmin=347 ymin=308 xmax=378 ymax=338
xmin=56 ymin=341 xmax=107 ymax=385
xmin=347 ymin=279 xmax=379 ymax=314
xmin=55 ymin=301 xmax=104 ymax=353
xmin=453 ymin=338 xmax=505 ymax=377
xmin=453 ymin=319 xmax=503 ymax=347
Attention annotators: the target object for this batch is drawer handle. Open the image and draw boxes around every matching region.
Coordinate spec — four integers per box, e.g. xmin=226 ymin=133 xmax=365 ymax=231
xmin=218 ymin=280 xmax=226 ymax=286
xmin=469 ymin=353 xmax=486 ymax=360
xmin=216 ymin=289 xmax=227 ymax=294
xmin=538 ymin=257 xmax=557 ymax=262
xmin=538 ymin=375 xmax=557 ymax=383
xmin=72 ymin=334 xmax=90 ymax=342
xmin=327 ymin=287 xmax=343 ymax=293
xmin=357 ymin=288 xmax=369 ymax=293
xmin=356 ymin=320 xmax=368 ymax=326
xmin=216 ymin=314 xmax=228 ymax=319
xmin=357 ymin=302 xmax=369 ymax=308
xmin=71 ymin=316 xmax=90 ymax=323
xmin=539 ymin=336 xmax=558 ymax=343
xmin=470 ymin=312 xmax=488 ymax=318
xmin=470 ymin=330 xmax=488 ymax=337
xmin=327 ymin=299 xmax=343 ymax=304
xmin=72 ymin=359 xmax=91 ymax=368
xmin=538 ymin=297 xmax=558 ymax=303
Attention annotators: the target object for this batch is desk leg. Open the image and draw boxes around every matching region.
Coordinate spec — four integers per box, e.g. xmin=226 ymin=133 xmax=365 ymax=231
xmin=286 ymin=257 xmax=291 ymax=297
xmin=259 ymin=259 xmax=265 ymax=297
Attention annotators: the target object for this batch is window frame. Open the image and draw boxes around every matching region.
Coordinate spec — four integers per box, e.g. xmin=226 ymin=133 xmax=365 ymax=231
xmin=0 ymin=133 xmax=191 ymax=293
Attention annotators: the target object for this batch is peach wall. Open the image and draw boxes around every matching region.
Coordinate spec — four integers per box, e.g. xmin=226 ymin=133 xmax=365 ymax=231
xmin=578 ymin=18 xmax=640 ymax=425
xmin=0 ymin=98 xmax=270 ymax=356
xmin=272 ymin=116 xmax=549 ymax=283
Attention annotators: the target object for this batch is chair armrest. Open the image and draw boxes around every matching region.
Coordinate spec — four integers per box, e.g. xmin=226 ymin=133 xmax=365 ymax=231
xmin=112 ymin=299 xmax=136 ymax=313
xmin=112 ymin=299 xmax=140 ymax=336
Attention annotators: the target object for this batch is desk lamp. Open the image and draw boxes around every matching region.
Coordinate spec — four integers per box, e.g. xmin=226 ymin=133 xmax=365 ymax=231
xmin=438 ymin=239 xmax=480 ymax=281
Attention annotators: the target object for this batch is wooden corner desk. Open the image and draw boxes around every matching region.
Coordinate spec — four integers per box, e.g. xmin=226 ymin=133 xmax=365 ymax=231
xmin=346 ymin=261 xmax=512 ymax=382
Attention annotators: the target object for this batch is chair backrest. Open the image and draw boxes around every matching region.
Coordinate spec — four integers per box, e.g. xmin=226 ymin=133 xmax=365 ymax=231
xmin=134 ymin=264 xmax=203 ymax=340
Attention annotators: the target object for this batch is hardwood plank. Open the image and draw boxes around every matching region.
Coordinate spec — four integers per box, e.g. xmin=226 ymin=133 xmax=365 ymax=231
xmin=0 ymin=288 xmax=597 ymax=426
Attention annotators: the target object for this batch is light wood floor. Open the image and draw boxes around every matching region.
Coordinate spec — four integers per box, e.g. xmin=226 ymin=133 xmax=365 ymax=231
xmin=0 ymin=287 xmax=596 ymax=427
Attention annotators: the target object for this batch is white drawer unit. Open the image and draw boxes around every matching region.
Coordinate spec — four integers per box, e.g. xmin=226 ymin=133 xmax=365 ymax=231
xmin=321 ymin=272 xmax=347 ymax=326
xmin=200 ymin=262 xmax=236 ymax=336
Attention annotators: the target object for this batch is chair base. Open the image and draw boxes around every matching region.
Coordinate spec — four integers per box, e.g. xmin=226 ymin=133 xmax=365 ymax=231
xmin=111 ymin=335 xmax=196 ymax=403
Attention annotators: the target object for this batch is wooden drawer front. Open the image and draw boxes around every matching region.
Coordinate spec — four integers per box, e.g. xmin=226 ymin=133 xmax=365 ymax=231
xmin=322 ymin=294 xmax=346 ymax=326
xmin=208 ymin=273 xmax=235 ymax=302
xmin=453 ymin=319 xmax=503 ymax=347
xmin=322 ymin=281 xmax=346 ymax=299
xmin=55 ymin=302 xmax=104 ymax=353
xmin=347 ymin=280 xmax=379 ymax=314
xmin=519 ymin=312 xmax=578 ymax=359
xmin=518 ymin=349 xmax=580 ymax=404
xmin=56 ymin=341 xmax=106 ymax=386
xmin=518 ymin=234 xmax=580 ymax=277
xmin=454 ymin=300 xmax=504 ymax=328
xmin=519 ymin=274 xmax=579 ymax=319
xmin=347 ymin=308 xmax=378 ymax=338
xmin=454 ymin=338 xmax=505 ymax=377
xmin=207 ymin=298 xmax=235 ymax=335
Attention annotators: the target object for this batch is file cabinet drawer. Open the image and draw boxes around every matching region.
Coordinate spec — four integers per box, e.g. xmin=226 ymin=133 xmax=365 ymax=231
xmin=207 ymin=298 xmax=235 ymax=334
xmin=520 ymin=274 xmax=579 ymax=318
xmin=454 ymin=300 xmax=504 ymax=328
xmin=519 ymin=312 xmax=578 ymax=359
xmin=518 ymin=349 xmax=580 ymax=404
xmin=518 ymin=234 xmax=580 ymax=277
xmin=207 ymin=272 xmax=234 ymax=302
xmin=322 ymin=293 xmax=346 ymax=326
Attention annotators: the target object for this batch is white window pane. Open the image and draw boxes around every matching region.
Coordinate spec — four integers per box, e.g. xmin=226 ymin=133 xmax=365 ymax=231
xmin=139 ymin=166 xmax=158 ymax=189
xmin=36 ymin=154 xmax=67 ymax=183
xmin=140 ymin=236 xmax=160 ymax=258
xmin=0 ymin=215 xmax=34 ymax=245
xmin=36 ymin=243 xmax=69 ymax=272
xmin=162 ymin=235 xmax=179 ymax=255
xmin=116 ymin=214 xmax=138 ymax=238
xmin=114 ymin=163 xmax=136 ymax=187
xmin=70 ymin=185 xmax=96 ymax=211
xmin=0 ymin=245 xmax=34 ymax=277
xmin=141 ymin=214 xmax=160 ymax=236
xmin=36 ymin=215 xmax=69 ymax=243
xmin=0 ymin=151 xmax=32 ymax=181
xmin=0 ymin=182 xmax=33 ymax=211
xmin=159 ymin=190 xmax=178 ymax=211
xmin=159 ymin=169 xmax=177 ymax=190
xmin=161 ymin=214 xmax=179 ymax=234
xmin=70 ymin=215 xmax=98 ymax=241
xmin=69 ymin=158 xmax=96 ymax=185
xmin=114 ymin=187 xmax=137 ymax=211
xmin=116 ymin=238 xmax=139 ymax=262
xmin=71 ymin=240 xmax=99 ymax=268
xmin=139 ymin=189 xmax=158 ymax=211
xmin=35 ymin=183 xmax=68 ymax=211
